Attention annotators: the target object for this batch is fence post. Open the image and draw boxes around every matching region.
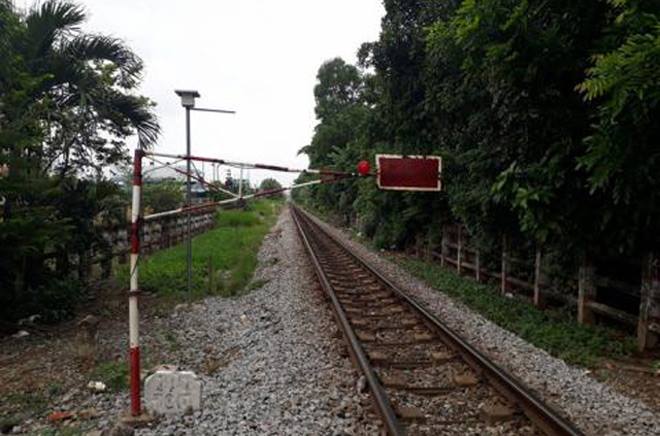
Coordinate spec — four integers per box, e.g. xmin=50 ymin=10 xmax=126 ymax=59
xmin=457 ymin=226 xmax=463 ymax=274
xmin=578 ymin=256 xmax=596 ymax=325
xmin=440 ymin=226 xmax=446 ymax=267
xmin=533 ymin=248 xmax=545 ymax=308
xmin=475 ymin=248 xmax=481 ymax=282
xmin=638 ymin=252 xmax=659 ymax=351
xmin=501 ymin=235 xmax=509 ymax=294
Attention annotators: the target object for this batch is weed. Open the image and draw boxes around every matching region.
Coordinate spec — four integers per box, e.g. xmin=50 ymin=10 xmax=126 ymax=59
xmin=91 ymin=360 xmax=128 ymax=392
xmin=46 ymin=383 xmax=63 ymax=398
xmin=5 ymin=392 xmax=48 ymax=416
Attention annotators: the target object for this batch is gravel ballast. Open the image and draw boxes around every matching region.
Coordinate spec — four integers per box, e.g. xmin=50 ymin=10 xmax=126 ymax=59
xmin=133 ymin=208 xmax=378 ymax=435
xmin=304 ymin=208 xmax=660 ymax=436
xmin=9 ymin=205 xmax=658 ymax=435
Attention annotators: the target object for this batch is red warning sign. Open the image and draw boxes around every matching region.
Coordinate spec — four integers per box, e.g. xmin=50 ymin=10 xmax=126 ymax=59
xmin=376 ymin=154 xmax=442 ymax=191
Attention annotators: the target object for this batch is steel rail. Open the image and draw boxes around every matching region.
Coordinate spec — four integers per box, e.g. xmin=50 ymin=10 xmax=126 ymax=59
xmin=291 ymin=208 xmax=405 ymax=436
xmin=293 ymin=205 xmax=583 ymax=436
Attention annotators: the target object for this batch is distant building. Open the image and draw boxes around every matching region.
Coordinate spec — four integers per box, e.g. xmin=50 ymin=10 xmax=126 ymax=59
xmin=143 ymin=165 xmax=187 ymax=183
xmin=145 ymin=165 xmax=210 ymax=202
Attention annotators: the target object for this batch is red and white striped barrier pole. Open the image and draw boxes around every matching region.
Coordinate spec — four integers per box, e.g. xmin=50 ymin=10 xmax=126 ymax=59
xmin=144 ymin=151 xmax=359 ymax=178
xmin=129 ymin=149 xmax=143 ymax=416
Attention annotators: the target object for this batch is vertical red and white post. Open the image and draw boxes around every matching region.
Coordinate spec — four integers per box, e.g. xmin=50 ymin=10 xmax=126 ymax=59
xmin=129 ymin=149 xmax=143 ymax=416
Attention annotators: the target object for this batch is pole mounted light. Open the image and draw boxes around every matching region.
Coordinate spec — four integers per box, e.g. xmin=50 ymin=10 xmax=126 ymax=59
xmin=174 ymin=89 xmax=235 ymax=296
xmin=175 ymin=89 xmax=200 ymax=108
xmin=175 ymin=89 xmax=200 ymax=298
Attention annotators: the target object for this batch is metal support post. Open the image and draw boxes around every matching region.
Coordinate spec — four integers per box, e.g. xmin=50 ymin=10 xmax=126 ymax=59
xmin=185 ymin=107 xmax=192 ymax=296
xmin=239 ymin=165 xmax=244 ymax=198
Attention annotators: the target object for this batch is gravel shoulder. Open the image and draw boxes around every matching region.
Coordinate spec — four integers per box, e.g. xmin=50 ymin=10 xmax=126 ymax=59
xmin=4 ymin=205 xmax=658 ymax=435
xmin=304 ymin=208 xmax=660 ymax=436
xmin=0 ymin=208 xmax=377 ymax=435
xmin=134 ymin=207 xmax=377 ymax=435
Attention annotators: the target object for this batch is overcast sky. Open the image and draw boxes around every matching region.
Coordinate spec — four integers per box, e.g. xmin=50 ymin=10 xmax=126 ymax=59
xmin=19 ymin=0 xmax=385 ymax=186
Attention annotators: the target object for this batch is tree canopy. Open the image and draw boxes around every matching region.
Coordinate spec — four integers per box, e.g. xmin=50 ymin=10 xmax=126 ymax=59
xmin=0 ymin=0 xmax=159 ymax=323
xmin=296 ymin=0 xmax=660 ymax=266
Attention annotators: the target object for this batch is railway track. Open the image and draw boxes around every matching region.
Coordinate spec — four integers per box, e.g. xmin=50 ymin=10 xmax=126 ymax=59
xmin=291 ymin=205 xmax=583 ymax=436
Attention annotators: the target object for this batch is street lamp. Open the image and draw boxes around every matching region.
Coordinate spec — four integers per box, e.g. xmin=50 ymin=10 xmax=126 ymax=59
xmin=175 ymin=89 xmax=235 ymax=296
xmin=175 ymin=89 xmax=200 ymax=108
xmin=175 ymin=90 xmax=200 ymax=297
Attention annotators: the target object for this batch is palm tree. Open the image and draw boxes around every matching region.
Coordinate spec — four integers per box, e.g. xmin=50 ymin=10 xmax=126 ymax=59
xmin=19 ymin=0 xmax=160 ymax=176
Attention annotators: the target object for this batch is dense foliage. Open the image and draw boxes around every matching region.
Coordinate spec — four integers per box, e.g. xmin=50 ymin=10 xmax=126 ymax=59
xmin=296 ymin=1 xmax=660 ymax=272
xmin=258 ymin=177 xmax=283 ymax=197
xmin=142 ymin=181 xmax=183 ymax=214
xmin=0 ymin=0 xmax=159 ymax=324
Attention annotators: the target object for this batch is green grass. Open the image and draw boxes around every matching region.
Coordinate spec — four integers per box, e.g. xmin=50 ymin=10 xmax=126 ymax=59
xmin=91 ymin=360 xmax=129 ymax=392
xmin=3 ymin=391 xmax=49 ymax=424
xmin=119 ymin=199 xmax=282 ymax=298
xmin=398 ymin=257 xmax=635 ymax=367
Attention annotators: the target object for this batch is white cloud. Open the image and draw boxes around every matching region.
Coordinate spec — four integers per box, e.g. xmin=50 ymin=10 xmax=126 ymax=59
xmin=26 ymin=0 xmax=384 ymax=187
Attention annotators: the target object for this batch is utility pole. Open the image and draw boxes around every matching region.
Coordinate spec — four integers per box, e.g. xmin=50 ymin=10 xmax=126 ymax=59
xmin=239 ymin=165 xmax=244 ymax=198
xmin=175 ymin=90 xmax=235 ymax=296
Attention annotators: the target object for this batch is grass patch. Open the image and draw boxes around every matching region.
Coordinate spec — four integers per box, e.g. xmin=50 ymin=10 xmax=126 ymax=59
xmin=398 ymin=257 xmax=635 ymax=367
xmin=91 ymin=360 xmax=129 ymax=392
xmin=216 ymin=209 xmax=263 ymax=227
xmin=118 ymin=199 xmax=282 ymax=299
xmin=4 ymin=391 xmax=48 ymax=418
xmin=1 ymin=383 xmax=69 ymax=429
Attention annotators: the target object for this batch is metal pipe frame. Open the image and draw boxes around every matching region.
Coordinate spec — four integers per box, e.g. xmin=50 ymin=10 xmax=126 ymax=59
xmin=142 ymin=179 xmax=324 ymax=222
xmin=144 ymin=151 xmax=359 ymax=177
xmin=144 ymin=154 xmax=239 ymax=199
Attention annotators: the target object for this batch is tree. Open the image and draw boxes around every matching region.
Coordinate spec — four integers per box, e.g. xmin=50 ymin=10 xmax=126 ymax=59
xmin=0 ymin=0 xmax=160 ymax=323
xmin=143 ymin=181 xmax=183 ymax=213
xmin=258 ymin=178 xmax=283 ymax=197
xmin=299 ymin=0 xmax=660 ymax=279
xmin=20 ymin=0 xmax=160 ymax=178
xmin=576 ymin=0 xmax=660 ymax=252
xmin=313 ymin=58 xmax=364 ymax=122
xmin=299 ymin=58 xmax=370 ymax=169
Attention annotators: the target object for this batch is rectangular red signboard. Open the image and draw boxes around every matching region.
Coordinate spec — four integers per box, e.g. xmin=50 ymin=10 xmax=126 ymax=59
xmin=376 ymin=154 xmax=442 ymax=191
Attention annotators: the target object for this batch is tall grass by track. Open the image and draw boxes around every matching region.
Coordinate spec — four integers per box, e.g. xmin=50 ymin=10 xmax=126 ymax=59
xmin=398 ymin=257 xmax=635 ymax=367
xmin=119 ymin=199 xmax=282 ymax=299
